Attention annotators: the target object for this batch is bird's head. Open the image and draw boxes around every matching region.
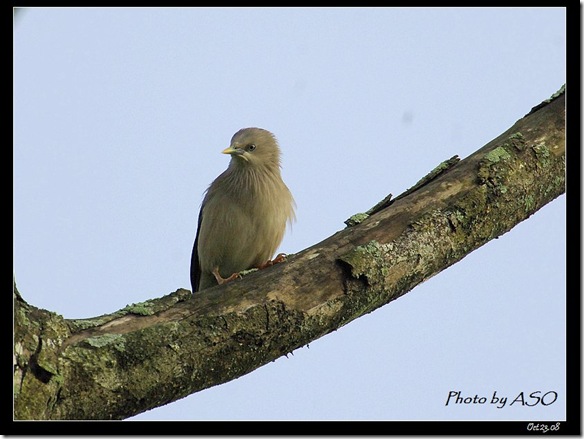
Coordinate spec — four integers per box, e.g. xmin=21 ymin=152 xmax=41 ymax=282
xmin=222 ymin=127 xmax=282 ymax=169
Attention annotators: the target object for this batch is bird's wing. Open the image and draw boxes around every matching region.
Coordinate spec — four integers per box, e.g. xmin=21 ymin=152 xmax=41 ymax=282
xmin=190 ymin=204 xmax=205 ymax=293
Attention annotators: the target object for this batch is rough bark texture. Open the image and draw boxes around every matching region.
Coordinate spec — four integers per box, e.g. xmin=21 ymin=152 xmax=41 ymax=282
xmin=13 ymin=87 xmax=566 ymax=420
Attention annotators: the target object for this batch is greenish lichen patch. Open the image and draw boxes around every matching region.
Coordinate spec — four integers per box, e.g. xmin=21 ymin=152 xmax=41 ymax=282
xmin=411 ymin=155 xmax=461 ymax=189
xmin=524 ymin=194 xmax=536 ymax=212
xmin=393 ymin=156 xmax=461 ymax=204
xmin=532 ymin=142 xmax=550 ymax=158
xmin=68 ymin=289 xmax=192 ymax=332
xmin=445 ymin=208 xmax=467 ymax=231
xmin=14 ymin=341 xmax=25 ymax=360
xmin=550 ymin=84 xmax=565 ymax=100
xmin=505 ymin=132 xmax=526 ymax=151
xmin=240 ymin=267 xmax=259 ymax=277
xmin=338 ymin=240 xmax=392 ymax=285
xmin=477 ymin=145 xmax=514 ymax=185
xmin=483 ymin=146 xmax=511 ymax=164
xmin=123 ymin=302 xmax=156 ymax=316
xmin=366 ymin=193 xmax=393 ymax=215
xmin=525 ymin=84 xmax=565 ymax=116
xmin=122 ymin=289 xmax=192 ymax=316
xmin=344 ymin=213 xmax=369 ymax=227
xmin=35 ymin=342 xmax=61 ymax=377
xmin=85 ymin=333 xmax=126 ymax=350
xmin=430 ymin=155 xmax=461 ymax=174
xmin=68 ymin=313 xmax=125 ymax=331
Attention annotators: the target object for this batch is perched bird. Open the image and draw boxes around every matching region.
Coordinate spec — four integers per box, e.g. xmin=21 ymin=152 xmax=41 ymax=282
xmin=190 ymin=128 xmax=295 ymax=292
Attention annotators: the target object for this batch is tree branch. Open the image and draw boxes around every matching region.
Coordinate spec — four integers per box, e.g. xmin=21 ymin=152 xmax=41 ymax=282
xmin=13 ymin=87 xmax=566 ymax=420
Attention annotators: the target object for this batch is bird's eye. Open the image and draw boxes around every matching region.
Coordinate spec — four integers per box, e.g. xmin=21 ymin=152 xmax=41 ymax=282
xmin=246 ymin=144 xmax=256 ymax=152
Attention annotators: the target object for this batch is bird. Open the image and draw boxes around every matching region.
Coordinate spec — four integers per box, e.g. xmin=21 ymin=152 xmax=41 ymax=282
xmin=190 ymin=127 xmax=295 ymax=292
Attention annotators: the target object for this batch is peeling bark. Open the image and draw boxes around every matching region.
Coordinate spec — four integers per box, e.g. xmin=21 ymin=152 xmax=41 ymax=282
xmin=13 ymin=87 xmax=566 ymax=420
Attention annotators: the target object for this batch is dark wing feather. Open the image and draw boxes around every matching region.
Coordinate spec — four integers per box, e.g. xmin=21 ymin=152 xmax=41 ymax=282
xmin=190 ymin=204 xmax=205 ymax=293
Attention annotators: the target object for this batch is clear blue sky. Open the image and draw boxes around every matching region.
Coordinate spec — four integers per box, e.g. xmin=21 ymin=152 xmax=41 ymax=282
xmin=13 ymin=7 xmax=566 ymax=421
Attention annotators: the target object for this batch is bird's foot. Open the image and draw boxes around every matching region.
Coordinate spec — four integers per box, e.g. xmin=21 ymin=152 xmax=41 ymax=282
xmin=272 ymin=253 xmax=288 ymax=264
xmin=212 ymin=267 xmax=241 ymax=285
xmin=257 ymin=253 xmax=287 ymax=270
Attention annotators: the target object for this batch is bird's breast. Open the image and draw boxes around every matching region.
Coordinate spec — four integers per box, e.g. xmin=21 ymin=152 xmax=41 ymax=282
xmin=197 ymin=170 xmax=293 ymax=277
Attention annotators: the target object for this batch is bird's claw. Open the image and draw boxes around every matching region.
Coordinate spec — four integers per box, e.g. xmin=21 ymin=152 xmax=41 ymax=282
xmin=257 ymin=253 xmax=287 ymax=269
xmin=211 ymin=253 xmax=288 ymax=287
xmin=212 ymin=268 xmax=241 ymax=285
xmin=272 ymin=253 xmax=288 ymax=264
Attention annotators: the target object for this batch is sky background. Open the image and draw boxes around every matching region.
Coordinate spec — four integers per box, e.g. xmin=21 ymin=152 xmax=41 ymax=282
xmin=13 ymin=7 xmax=566 ymax=421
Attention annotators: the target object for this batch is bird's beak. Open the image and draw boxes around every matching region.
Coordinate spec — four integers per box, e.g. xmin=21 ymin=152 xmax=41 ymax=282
xmin=222 ymin=146 xmax=244 ymax=156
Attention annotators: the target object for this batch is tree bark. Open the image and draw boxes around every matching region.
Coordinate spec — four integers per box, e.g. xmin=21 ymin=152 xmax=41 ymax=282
xmin=13 ymin=86 xmax=566 ymax=420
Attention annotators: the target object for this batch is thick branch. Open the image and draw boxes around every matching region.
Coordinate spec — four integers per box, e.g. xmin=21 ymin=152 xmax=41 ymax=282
xmin=14 ymin=88 xmax=565 ymax=420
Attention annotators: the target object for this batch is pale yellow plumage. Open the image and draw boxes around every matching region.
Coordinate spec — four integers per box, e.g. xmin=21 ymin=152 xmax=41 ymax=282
xmin=190 ymin=128 xmax=295 ymax=292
